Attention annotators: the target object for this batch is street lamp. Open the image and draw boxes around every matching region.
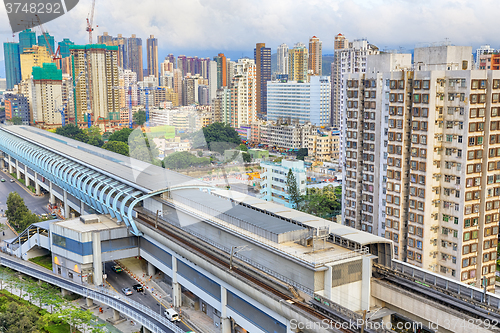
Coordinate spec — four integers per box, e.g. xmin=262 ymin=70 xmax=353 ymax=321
xmin=229 ymin=245 xmax=250 ymax=270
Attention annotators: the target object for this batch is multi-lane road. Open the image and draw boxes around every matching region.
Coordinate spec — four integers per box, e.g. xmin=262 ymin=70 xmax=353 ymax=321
xmin=0 ymin=169 xmax=50 ymax=216
xmin=103 ymin=262 xmax=192 ymax=332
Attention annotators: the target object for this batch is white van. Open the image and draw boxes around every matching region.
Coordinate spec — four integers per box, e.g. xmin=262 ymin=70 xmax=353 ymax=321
xmin=164 ymin=309 xmax=180 ymax=322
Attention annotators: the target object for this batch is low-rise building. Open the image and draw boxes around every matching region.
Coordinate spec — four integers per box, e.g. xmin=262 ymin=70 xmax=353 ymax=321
xmin=260 ymin=159 xmax=306 ymax=208
xmin=307 ymin=130 xmax=340 ymax=162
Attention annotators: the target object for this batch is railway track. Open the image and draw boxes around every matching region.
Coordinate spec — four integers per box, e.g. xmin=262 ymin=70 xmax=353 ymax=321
xmin=136 ymin=212 xmax=357 ymax=333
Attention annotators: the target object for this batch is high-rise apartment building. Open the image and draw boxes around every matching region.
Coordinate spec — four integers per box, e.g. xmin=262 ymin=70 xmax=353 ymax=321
xmin=19 ymin=29 xmax=36 ymax=52
xmin=128 ymin=35 xmax=143 ymax=81
xmin=37 ymin=32 xmax=55 ymax=54
xmin=288 ymin=43 xmax=308 ymax=82
xmin=343 ymin=46 xmax=500 ymax=291
xmin=267 ymin=76 xmax=331 ymax=126
xmin=4 ymin=42 xmax=21 ymax=90
xmin=98 ymin=32 xmax=113 ymax=44
xmin=229 ymin=58 xmax=257 ymax=128
xmin=214 ymin=53 xmax=227 ymax=89
xmin=331 ymin=36 xmax=379 ymax=130
xmin=177 ymin=55 xmax=187 ymax=77
xmin=147 ymin=35 xmax=158 ymax=79
xmin=277 ymin=44 xmax=289 ymax=75
xmin=208 ymin=60 xmax=217 ymax=103
xmin=58 ymin=38 xmax=75 ymax=58
xmin=31 ymin=63 xmax=63 ymax=125
xmin=20 ymin=45 xmax=53 ymax=80
xmin=308 ymin=36 xmax=322 ymax=76
xmin=69 ymin=44 xmax=120 ymax=123
xmin=254 ymin=43 xmax=271 ymax=118
xmin=4 ymin=93 xmax=30 ymax=124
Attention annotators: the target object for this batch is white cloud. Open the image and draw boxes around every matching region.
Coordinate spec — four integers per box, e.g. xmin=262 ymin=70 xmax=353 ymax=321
xmin=0 ymin=0 xmax=499 ymax=62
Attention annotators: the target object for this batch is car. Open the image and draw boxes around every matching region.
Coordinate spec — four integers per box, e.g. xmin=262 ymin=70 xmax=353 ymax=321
xmin=111 ymin=265 xmax=123 ymax=273
xmin=132 ymin=284 xmax=143 ymax=292
xmin=10 ymin=179 xmax=14 ymax=182
xmin=0 ymin=178 xmax=4 ymax=182
xmin=164 ymin=309 xmax=180 ymax=322
xmin=121 ymin=287 xmax=132 ymax=296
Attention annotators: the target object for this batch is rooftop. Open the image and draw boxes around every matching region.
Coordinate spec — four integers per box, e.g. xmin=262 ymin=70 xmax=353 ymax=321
xmin=52 ymin=214 xmax=124 ymax=233
xmin=1 ymin=125 xmax=202 ymax=193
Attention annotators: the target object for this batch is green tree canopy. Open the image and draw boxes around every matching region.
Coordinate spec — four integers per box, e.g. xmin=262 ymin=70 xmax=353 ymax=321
xmin=133 ymin=110 xmax=147 ymax=125
xmin=5 ymin=192 xmax=29 ymax=229
xmin=300 ymin=185 xmax=341 ymax=218
xmin=296 ymin=148 xmax=308 ymax=161
xmin=163 ymin=151 xmax=210 ymax=169
xmin=107 ymin=128 xmax=134 ymax=143
xmin=286 ymin=169 xmax=302 ymax=208
xmin=11 ymin=117 xmax=23 ymax=125
xmin=192 ymin=122 xmax=241 ymax=154
xmin=55 ymin=124 xmax=89 ymax=143
xmin=102 ymin=141 xmax=129 ymax=156
xmin=238 ymin=144 xmax=248 ymax=152
xmin=242 ymin=152 xmax=251 ymax=163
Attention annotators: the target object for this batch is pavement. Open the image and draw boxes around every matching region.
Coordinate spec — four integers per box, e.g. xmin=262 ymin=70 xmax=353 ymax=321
xmin=0 ymin=169 xmax=50 ymax=217
xmin=0 ymin=217 xmax=17 ymax=248
xmin=116 ymin=257 xmax=222 ymax=333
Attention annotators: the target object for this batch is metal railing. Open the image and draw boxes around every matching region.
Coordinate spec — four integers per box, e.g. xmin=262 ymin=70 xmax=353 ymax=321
xmin=0 ymin=255 xmax=183 ymax=333
xmin=182 ymin=227 xmax=314 ymax=296
xmin=166 ymin=198 xmax=365 ymax=267
xmin=381 ymin=259 xmax=500 ymax=310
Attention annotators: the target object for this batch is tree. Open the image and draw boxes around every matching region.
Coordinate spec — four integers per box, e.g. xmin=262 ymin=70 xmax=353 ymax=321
xmin=129 ymin=129 xmax=159 ymax=163
xmin=192 ymin=122 xmax=241 ymax=154
xmin=286 ymin=169 xmax=302 ymax=208
xmin=163 ymin=151 xmax=210 ymax=169
xmin=5 ymin=192 xmax=28 ymax=229
xmin=11 ymin=117 xmax=23 ymax=125
xmin=107 ymin=128 xmax=133 ymax=143
xmin=133 ymin=110 xmax=147 ymax=125
xmin=300 ymin=185 xmax=341 ymax=218
xmin=242 ymin=152 xmax=251 ymax=163
xmin=296 ymin=148 xmax=308 ymax=161
xmin=102 ymin=141 xmax=129 ymax=156
xmin=86 ymin=136 xmax=104 ymax=147
xmin=238 ymin=144 xmax=248 ymax=152
xmin=56 ymin=124 xmax=90 ymax=143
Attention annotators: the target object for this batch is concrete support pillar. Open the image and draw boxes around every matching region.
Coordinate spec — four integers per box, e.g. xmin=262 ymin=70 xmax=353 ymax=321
xmin=324 ymin=265 xmax=332 ymax=300
xmin=8 ymin=155 xmax=13 ymax=174
xmin=24 ymin=165 xmax=28 ymax=184
xmin=92 ymin=232 xmax=102 ymax=286
xmin=113 ymin=309 xmax=119 ymax=321
xmin=63 ymin=190 xmax=69 ymax=219
xmin=49 ymin=181 xmax=55 ymax=205
xmin=80 ymin=201 xmax=85 ymax=214
xmin=147 ymin=262 xmax=155 ymax=276
xmin=221 ymin=286 xmax=231 ymax=333
xmin=61 ymin=288 xmax=70 ymax=297
xmin=15 ymin=159 xmax=20 ymax=179
xmin=34 ymin=172 xmax=40 ymax=195
xmin=143 ymin=327 xmax=151 ymax=333
xmin=86 ymin=297 xmax=93 ymax=307
xmin=361 ymin=256 xmax=372 ymax=311
xmin=0 ymin=155 xmax=4 ymax=169
xmin=172 ymin=257 xmax=181 ymax=307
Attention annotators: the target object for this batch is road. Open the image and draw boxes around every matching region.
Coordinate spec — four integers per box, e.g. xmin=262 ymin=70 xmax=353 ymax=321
xmin=104 ymin=262 xmax=191 ymax=332
xmin=0 ymin=169 xmax=50 ymax=216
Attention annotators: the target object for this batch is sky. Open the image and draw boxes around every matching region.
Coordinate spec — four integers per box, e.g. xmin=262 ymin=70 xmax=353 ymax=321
xmin=1 ymin=0 xmax=500 ymax=74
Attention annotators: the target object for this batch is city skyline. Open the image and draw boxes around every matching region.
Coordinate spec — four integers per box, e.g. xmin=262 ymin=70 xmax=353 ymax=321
xmin=0 ymin=0 xmax=500 ymax=67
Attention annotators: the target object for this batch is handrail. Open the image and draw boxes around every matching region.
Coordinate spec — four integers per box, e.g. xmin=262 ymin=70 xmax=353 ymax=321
xmin=0 ymin=255 xmax=184 ymax=333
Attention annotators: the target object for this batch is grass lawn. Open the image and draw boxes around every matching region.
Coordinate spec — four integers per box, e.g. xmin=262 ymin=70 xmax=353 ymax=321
xmin=46 ymin=322 xmax=71 ymax=333
xmin=29 ymin=254 xmax=52 ymax=270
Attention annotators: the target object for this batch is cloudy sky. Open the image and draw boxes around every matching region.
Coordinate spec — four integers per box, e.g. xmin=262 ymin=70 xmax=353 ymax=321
xmin=0 ymin=0 xmax=499 ymax=69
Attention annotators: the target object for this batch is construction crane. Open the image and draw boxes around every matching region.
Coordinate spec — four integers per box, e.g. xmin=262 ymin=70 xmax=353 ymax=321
xmin=86 ymin=0 xmax=96 ymax=44
xmin=34 ymin=15 xmax=61 ymax=62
